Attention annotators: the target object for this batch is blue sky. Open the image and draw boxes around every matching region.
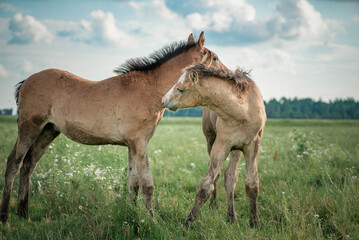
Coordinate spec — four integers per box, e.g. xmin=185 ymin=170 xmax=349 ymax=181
xmin=0 ymin=0 xmax=358 ymax=110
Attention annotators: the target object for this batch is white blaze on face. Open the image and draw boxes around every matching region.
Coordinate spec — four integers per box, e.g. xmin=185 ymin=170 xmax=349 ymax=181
xmin=163 ymin=85 xmax=175 ymax=103
xmin=163 ymin=72 xmax=186 ymax=102
xmin=178 ymin=72 xmax=186 ymax=84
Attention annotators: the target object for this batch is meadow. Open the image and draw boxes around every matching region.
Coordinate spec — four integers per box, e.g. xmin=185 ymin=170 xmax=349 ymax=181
xmin=0 ymin=116 xmax=358 ymax=239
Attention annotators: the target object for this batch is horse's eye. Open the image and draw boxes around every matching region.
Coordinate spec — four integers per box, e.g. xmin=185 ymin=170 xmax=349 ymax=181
xmin=177 ymin=87 xmax=184 ymax=93
xmin=213 ymin=56 xmax=218 ymax=61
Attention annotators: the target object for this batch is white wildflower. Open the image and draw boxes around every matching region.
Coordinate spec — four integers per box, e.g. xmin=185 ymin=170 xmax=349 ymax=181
xmin=78 ymin=205 xmax=83 ymax=210
xmin=37 ymin=173 xmax=45 ymax=179
xmin=154 ymin=149 xmax=162 ymax=154
xmin=190 ymin=162 xmax=196 ymax=168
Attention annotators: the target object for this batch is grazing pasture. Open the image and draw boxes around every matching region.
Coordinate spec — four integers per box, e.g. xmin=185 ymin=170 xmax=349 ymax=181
xmin=0 ymin=116 xmax=358 ymax=239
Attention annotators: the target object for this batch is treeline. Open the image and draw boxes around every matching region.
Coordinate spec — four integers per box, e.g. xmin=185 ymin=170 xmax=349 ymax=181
xmin=266 ymin=98 xmax=359 ymax=119
xmin=0 ymin=108 xmax=12 ymax=115
xmin=164 ymin=98 xmax=359 ymax=119
xmin=164 ymin=107 xmax=203 ymax=117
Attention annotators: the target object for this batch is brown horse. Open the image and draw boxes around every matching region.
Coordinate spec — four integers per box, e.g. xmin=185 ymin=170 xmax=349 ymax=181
xmin=162 ymin=64 xmax=266 ymax=227
xmin=0 ymin=32 xmax=228 ymax=225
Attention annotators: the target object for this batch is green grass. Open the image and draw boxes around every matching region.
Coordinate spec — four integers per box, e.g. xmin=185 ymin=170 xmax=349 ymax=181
xmin=0 ymin=117 xmax=358 ymax=239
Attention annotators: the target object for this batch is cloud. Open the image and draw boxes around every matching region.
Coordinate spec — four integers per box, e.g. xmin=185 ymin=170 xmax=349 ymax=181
xmin=211 ymin=45 xmax=295 ymax=75
xmin=55 ymin=1 xmax=191 ymax=48
xmin=186 ymin=0 xmax=256 ymax=32
xmin=0 ymin=64 xmax=9 ymax=77
xmin=270 ymin=0 xmax=328 ymax=40
xmin=185 ymin=0 xmax=328 ymax=44
xmin=56 ymin=10 xmax=134 ymax=47
xmin=80 ymin=10 xmax=130 ymax=46
xmin=22 ymin=60 xmax=36 ymax=74
xmin=0 ymin=3 xmax=18 ymax=12
xmin=8 ymin=13 xmax=52 ymax=44
xmin=128 ymin=0 xmax=191 ymax=44
xmin=353 ymin=15 xmax=359 ymax=24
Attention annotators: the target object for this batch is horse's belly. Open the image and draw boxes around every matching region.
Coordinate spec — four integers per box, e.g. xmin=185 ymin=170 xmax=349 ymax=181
xmin=54 ymin=121 xmax=125 ymax=146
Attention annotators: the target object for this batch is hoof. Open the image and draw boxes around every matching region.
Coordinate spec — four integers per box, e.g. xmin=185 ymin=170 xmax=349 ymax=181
xmin=249 ymin=216 xmax=260 ymax=228
xmin=227 ymin=214 xmax=237 ymax=223
xmin=183 ymin=218 xmax=193 ymax=229
xmin=0 ymin=215 xmax=8 ymax=226
xmin=209 ymin=199 xmax=218 ymax=209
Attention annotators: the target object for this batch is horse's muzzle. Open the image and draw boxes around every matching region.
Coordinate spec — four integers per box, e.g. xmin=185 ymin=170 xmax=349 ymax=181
xmin=161 ymin=96 xmax=179 ymax=111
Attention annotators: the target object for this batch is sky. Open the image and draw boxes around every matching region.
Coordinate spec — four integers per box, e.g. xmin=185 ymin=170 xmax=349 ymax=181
xmin=0 ymin=0 xmax=359 ymax=111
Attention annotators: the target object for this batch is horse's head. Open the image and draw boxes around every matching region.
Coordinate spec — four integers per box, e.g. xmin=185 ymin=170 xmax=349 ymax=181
xmin=161 ymin=65 xmax=204 ymax=111
xmin=186 ymin=32 xmax=228 ymax=71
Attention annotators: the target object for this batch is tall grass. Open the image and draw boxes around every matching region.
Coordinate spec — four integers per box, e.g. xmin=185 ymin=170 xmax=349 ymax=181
xmin=0 ymin=117 xmax=358 ymax=239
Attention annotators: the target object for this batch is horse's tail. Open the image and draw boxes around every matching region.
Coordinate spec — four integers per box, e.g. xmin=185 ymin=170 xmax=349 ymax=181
xmin=15 ymin=80 xmax=26 ymax=115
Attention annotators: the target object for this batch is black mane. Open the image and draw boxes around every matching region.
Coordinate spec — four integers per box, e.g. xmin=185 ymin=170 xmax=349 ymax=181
xmin=114 ymin=40 xmax=196 ymax=75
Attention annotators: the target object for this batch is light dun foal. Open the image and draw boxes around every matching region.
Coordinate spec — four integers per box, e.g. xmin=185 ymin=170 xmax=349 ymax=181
xmin=162 ymin=64 xmax=266 ymax=227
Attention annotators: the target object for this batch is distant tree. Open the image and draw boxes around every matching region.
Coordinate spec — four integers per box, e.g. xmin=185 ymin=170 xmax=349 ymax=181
xmin=0 ymin=108 xmax=13 ymax=115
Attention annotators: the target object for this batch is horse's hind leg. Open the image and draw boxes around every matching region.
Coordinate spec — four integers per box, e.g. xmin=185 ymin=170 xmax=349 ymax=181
xmin=17 ymin=124 xmax=59 ymax=220
xmin=224 ymin=150 xmax=241 ymax=223
xmin=0 ymin=120 xmax=43 ymax=224
xmin=243 ymin=135 xmax=262 ymax=228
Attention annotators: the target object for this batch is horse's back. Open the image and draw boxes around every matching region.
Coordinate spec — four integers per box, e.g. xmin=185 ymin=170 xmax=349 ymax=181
xmin=17 ymin=69 xmax=93 ymax=124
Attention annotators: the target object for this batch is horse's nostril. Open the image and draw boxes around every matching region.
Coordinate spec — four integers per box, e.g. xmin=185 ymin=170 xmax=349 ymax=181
xmin=161 ymin=96 xmax=168 ymax=106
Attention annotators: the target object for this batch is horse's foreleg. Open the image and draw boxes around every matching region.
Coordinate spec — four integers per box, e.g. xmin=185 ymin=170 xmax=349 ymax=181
xmin=127 ymin=147 xmax=140 ymax=205
xmin=224 ymin=150 xmax=241 ymax=223
xmin=129 ymin=139 xmax=154 ymax=217
xmin=243 ymin=136 xmax=261 ymax=228
xmin=17 ymin=125 xmax=59 ymax=220
xmin=185 ymin=139 xmax=230 ymax=227
xmin=203 ymin=123 xmax=218 ymax=209
xmin=209 ymin=173 xmax=220 ymax=209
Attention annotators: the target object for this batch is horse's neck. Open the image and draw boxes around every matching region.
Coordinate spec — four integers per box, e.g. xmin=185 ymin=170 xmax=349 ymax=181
xmin=154 ymin=54 xmax=194 ymax=96
xmin=205 ymin=82 xmax=244 ymax=122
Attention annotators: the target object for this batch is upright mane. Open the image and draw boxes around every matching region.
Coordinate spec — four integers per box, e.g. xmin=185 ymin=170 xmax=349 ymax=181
xmin=114 ymin=40 xmax=197 ymax=75
xmin=189 ymin=64 xmax=253 ymax=92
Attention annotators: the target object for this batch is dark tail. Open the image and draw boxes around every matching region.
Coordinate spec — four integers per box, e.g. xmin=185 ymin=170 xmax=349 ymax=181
xmin=15 ymin=80 xmax=26 ymax=115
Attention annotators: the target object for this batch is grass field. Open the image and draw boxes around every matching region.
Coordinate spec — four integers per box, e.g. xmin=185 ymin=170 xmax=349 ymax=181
xmin=0 ymin=116 xmax=358 ymax=239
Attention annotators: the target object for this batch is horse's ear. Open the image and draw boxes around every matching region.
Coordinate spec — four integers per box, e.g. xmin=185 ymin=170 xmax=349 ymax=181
xmin=190 ymin=70 xmax=198 ymax=84
xmin=198 ymin=31 xmax=205 ymax=49
xmin=187 ymin=33 xmax=195 ymax=44
xmin=201 ymin=50 xmax=213 ymax=66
